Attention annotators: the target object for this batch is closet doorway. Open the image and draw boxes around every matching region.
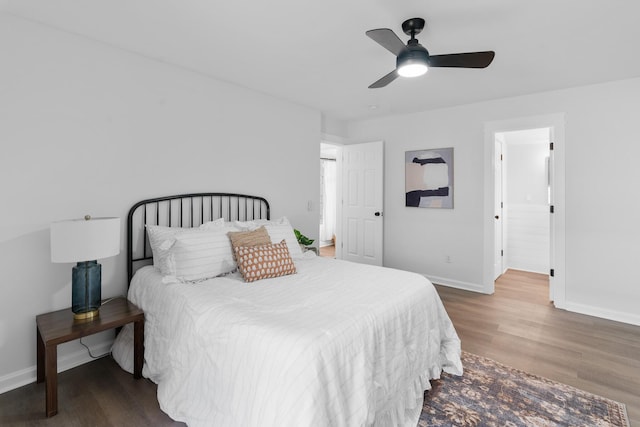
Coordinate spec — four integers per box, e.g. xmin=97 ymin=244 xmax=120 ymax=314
xmin=319 ymin=142 xmax=338 ymax=258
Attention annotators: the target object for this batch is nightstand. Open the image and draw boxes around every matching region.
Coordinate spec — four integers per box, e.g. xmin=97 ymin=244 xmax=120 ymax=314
xmin=36 ymin=297 xmax=144 ymax=417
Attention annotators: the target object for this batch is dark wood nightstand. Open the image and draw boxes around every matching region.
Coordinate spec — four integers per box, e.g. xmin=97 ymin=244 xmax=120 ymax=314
xmin=36 ymin=297 xmax=144 ymax=417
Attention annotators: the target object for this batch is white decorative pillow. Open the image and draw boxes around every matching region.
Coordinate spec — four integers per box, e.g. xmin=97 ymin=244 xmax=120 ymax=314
xmin=264 ymin=221 xmax=304 ymax=259
xmin=164 ymin=228 xmax=237 ymax=282
xmin=235 ymin=240 xmax=296 ymax=282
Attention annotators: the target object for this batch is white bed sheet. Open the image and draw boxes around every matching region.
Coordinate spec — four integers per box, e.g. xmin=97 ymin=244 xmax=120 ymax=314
xmin=112 ymin=254 xmax=462 ymax=427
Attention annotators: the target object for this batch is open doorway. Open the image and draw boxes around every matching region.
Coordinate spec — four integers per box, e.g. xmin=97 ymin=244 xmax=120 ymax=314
xmin=484 ymin=113 xmax=565 ymax=307
xmin=496 ymin=128 xmax=551 ymax=277
xmin=320 ymin=143 xmax=338 ymax=258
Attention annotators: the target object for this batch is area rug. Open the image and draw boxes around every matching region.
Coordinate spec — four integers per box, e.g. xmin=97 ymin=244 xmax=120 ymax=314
xmin=420 ymin=351 xmax=629 ymax=427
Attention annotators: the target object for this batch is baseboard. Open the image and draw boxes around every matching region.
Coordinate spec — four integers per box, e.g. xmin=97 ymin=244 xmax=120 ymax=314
xmin=425 ymin=275 xmax=489 ymax=294
xmin=563 ymin=302 xmax=640 ymax=327
xmin=0 ymin=339 xmax=113 ymax=395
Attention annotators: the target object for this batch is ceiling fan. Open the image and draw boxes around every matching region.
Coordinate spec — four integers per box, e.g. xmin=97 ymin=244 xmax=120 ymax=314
xmin=366 ymin=18 xmax=495 ymax=88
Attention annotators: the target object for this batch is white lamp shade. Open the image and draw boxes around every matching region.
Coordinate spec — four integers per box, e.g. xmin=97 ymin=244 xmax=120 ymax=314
xmin=51 ymin=217 xmax=121 ymax=263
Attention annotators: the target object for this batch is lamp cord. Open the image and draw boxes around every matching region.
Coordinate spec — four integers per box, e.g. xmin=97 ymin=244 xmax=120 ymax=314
xmin=79 ymin=294 xmax=128 ymax=359
xmin=79 ymin=338 xmax=105 ymax=359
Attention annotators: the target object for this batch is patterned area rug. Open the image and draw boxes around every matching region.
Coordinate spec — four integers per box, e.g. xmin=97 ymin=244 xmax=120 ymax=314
xmin=420 ymin=351 xmax=629 ymax=427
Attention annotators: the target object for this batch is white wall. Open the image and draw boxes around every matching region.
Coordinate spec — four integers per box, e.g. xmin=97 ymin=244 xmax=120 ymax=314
xmin=504 ymin=140 xmax=550 ymax=273
xmin=347 ymin=76 xmax=640 ymax=326
xmin=0 ymin=14 xmax=320 ymax=392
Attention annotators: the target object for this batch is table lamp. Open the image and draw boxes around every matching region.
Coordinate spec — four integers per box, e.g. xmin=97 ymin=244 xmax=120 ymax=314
xmin=50 ymin=215 xmax=121 ymax=320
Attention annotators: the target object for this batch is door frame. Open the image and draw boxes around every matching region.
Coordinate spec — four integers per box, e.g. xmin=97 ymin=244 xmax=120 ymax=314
xmin=483 ymin=114 xmax=566 ymax=308
xmin=493 ymin=137 xmax=504 ymax=280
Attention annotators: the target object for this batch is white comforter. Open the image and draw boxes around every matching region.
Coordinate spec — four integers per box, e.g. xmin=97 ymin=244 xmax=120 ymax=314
xmin=112 ymin=254 xmax=462 ymax=427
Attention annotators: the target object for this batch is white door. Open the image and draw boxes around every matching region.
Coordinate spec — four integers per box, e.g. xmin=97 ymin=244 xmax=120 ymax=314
xmin=339 ymin=141 xmax=384 ymax=266
xmin=494 ymin=139 xmax=504 ymax=279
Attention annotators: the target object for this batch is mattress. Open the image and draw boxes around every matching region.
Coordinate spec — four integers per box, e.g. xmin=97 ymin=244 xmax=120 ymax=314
xmin=112 ymin=254 xmax=462 ymax=426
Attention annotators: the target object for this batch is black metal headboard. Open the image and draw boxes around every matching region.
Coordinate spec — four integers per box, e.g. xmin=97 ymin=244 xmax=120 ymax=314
xmin=127 ymin=193 xmax=270 ymax=283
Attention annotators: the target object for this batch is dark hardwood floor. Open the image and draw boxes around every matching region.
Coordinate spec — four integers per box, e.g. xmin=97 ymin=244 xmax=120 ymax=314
xmin=0 ymin=354 xmax=185 ymax=427
xmin=1 ymin=268 xmax=638 ymax=426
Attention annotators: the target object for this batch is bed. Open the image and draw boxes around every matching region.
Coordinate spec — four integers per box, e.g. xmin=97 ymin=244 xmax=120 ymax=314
xmin=111 ymin=193 xmax=462 ymax=427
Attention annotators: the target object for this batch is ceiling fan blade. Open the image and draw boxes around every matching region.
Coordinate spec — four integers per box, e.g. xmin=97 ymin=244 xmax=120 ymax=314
xmin=369 ymin=69 xmax=399 ymax=89
xmin=428 ymin=51 xmax=495 ymax=68
xmin=366 ymin=29 xmax=408 ymax=56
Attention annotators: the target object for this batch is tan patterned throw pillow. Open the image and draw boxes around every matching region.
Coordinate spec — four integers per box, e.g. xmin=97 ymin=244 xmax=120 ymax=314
xmin=234 ymin=240 xmax=297 ymax=282
xmin=227 ymin=226 xmax=271 ymax=260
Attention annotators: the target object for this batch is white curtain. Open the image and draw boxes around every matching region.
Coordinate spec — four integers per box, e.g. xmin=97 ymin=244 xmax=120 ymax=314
xmin=320 ymin=159 xmax=337 ymax=242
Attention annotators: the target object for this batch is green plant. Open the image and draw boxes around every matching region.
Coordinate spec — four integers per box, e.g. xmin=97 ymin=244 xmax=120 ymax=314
xmin=294 ymin=229 xmax=314 ymax=246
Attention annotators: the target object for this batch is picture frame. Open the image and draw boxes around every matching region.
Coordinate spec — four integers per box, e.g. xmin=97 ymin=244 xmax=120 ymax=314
xmin=405 ymin=147 xmax=454 ymax=208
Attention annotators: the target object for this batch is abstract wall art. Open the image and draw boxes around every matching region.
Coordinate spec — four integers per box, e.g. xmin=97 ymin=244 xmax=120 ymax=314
xmin=405 ymin=147 xmax=454 ymax=208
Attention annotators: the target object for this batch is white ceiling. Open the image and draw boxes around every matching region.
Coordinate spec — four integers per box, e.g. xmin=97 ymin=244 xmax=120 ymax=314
xmin=4 ymin=0 xmax=640 ymax=122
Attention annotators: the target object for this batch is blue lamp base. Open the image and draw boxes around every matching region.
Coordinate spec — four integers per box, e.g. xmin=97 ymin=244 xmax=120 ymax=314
xmin=72 ymin=261 xmax=102 ymax=321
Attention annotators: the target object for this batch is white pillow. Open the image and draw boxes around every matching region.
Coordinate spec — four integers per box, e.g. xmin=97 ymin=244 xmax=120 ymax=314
xmin=163 ymin=227 xmax=237 ymax=283
xmin=199 ymin=218 xmax=225 ymax=230
xmin=264 ymin=221 xmax=304 ymax=259
xmin=146 ymin=219 xmax=225 ymax=274
xmin=232 ymin=218 xmax=273 ymax=231
xmin=147 ymin=225 xmax=185 ymax=275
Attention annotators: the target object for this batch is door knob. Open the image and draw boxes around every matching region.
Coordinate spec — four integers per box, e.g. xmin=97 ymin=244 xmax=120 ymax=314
xmin=494 ymin=215 xmax=500 ymax=219
xmin=375 ymin=211 xmax=382 ymax=217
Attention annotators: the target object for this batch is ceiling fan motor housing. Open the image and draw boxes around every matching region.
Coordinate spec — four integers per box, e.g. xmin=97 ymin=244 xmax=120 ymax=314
xmin=397 ymin=42 xmax=429 ymax=70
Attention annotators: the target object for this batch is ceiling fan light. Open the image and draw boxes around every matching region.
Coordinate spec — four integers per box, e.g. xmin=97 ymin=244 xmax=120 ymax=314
xmin=396 ymin=47 xmax=429 ymax=78
xmin=398 ymin=63 xmax=428 ymax=77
